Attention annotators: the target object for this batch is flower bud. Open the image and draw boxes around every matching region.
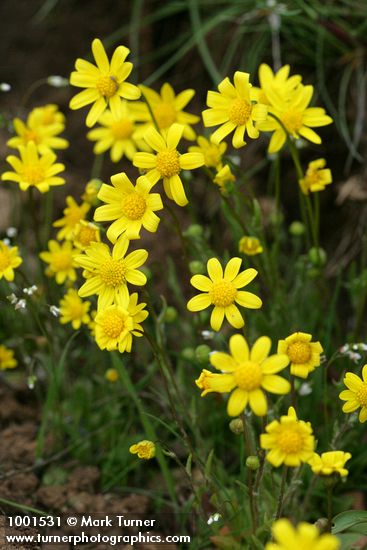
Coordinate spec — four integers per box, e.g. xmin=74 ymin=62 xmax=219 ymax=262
xmin=184 ymin=224 xmax=203 ymax=238
xmin=289 ymin=221 xmax=306 ymax=236
xmin=246 ymin=456 xmax=260 ymax=470
xmin=164 ymin=306 xmax=177 ymax=323
xmin=105 ymin=368 xmax=119 ymax=382
xmin=308 ymin=247 xmax=327 ymax=267
xmin=181 ymin=347 xmax=195 ymax=361
xmin=229 ymin=418 xmax=244 ymax=434
xmin=189 ymin=260 xmax=205 ymax=275
xmin=195 ymin=344 xmax=211 ymax=364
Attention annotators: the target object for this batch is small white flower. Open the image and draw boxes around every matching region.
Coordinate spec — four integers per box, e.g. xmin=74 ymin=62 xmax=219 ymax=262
xmin=47 ymin=75 xmax=68 ymax=87
xmin=6 ymin=227 xmax=18 ymax=238
xmin=50 ymin=305 xmax=60 ymax=317
xmin=15 ymin=299 xmax=27 ymax=310
xmin=340 ymin=344 xmax=350 ymax=354
xmin=201 ymin=330 xmax=214 ymax=341
xmin=23 ymin=285 xmax=38 ymax=296
xmin=348 ymin=351 xmax=362 ymax=363
xmin=2 ymin=238 xmax=10 ymax=246
xmin=207 ymin=513 xmax=221 ymax=525
xmin=7 ymin=293 xmax=18 ymax=305
xmin=0 ymin=83 xmax=11 ymax=92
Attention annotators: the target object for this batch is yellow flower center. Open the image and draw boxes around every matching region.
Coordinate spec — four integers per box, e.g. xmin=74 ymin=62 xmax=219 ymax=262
xmin=66 ymin=208 xmax=84 ymax=225
xmin=356 ymin=384 xmax=367 ymax=407
xmin=99 ymin=259 xmax=126 ymax=287
xmin=96 ymin=75 xmax=119 ymax=98
xmin=209 ymin=280 xmax=237 ymax=307
xmin=121 ymin=193 xmax=147 ymax=220
xmin=68 ymin=300 xmax=84 ymax=319
xmin=305 ymin=168 xmax=321 ymax=186
xmin=234 ymin=361 xmax=263 ymax=391
xmin=281 ymin=110 xmax=303 ymax=134
xmin=228 ymin=98 xmax=252 ymax=126
xmin=156 ymin=150 xmax=181 ymax=178
xmin=24 ymin=130 xmax=40 ymax=144
xmin=287 ymin=341 xmax=311 ymax=364
xmin=77 ymin=226 xmax=98 ymax=247
xmin=203 ymin=146 xmax=222 ymax=168
xmin=101 ymin=311 xmax=125 ymax=339
xmin=23 ymin=166 xmax=45 ymax=185
xmin=52 ymin=252 xmax=73 ymax=271
xmin=0 ymin=248 xmax=11 ymax=271
xmin=153 ymin=103 xmax=177 ymax=129
xmin=111 ymin=119 xmax=133 ymax=139
xmin=278 ymin=426 xmax=304 ymax=454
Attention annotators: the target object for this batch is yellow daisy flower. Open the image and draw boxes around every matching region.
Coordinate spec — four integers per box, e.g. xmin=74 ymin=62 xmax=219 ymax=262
xmin=339 ymin=365 xmax=367 ymax=423
xmin=59 ymin=288 xmax=91 ymax=330
xmin=69 ymin=38 xmax=141 ymax=127
xmin=94 ymin=172 xmax=163 ymax=242
xmin=0 ymin=240 xmax=22 ymax=281
xmin=213 ymin=164 xmax=236 ymax=193
xmin=278 ymin=332 xmax=323 ymax=379
xmin=202 ymin=71 xmax=268 ymax=148
xmin=133 ymin=123 xmax=204 ymax=206
xmin=81 ymin=179 xmax=103 ymax=205
xmin=138 ymin=82 xmax=200 ymax=140
xmin=75 ymin=236 xmax=148 ymax=309
xmin=196 ymin=334 xmax=290 ymax=417
xmin=129 ymin=440 xmax=156 ymax=460
xmin=239 ymin=236 xmax=263 ymax=256
xmin=53 ymin=196 xmax=91 ymax=241
xmin=0 ymin=345 xmax=17 ymax=370
xmin=73 ymin=221 xmax=101 ymax=249
xmin=2 ymin=142 xmax=65 ymax=193
xmin=265 ymin=518 xmax=340 ymax=550
xmin=28 ymin=104 xmax=65 ymax=127
xmin=189 ymin=136 xmax=227 ymax=168
xmin=94 ymin=292 xmax=148 ymax=352
xmin=87 ymin=101 xmax=148 ymax=162
xmin=308 ymin=451 xmax=351 ymax=478
xmin=7 ymin=114 xmax=68 ymax=154
xmin=260 ymin=406 xmax=315 ymax=467
xmin=257 ymin=83 xmax=333 ymax=153
xmin=255 ymin=63 xmax=302 ymax=106
xmin=299 ymin=158 xmax=332 ymax=194
xmin=39 ymin=240 xmax=78 ymax=284
xmin=187 ymin=257 xmax=262 ymax=331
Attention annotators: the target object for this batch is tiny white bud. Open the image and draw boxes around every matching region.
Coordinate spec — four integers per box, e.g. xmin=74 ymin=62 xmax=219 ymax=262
xmin=207 ymin=513 xmax=221 ymax=525
xmin=6 ymin=227 xmax=17 ymax=238
xmin=50 ymin=305 xmax=60 ymax=317
xmin=27 ymin=375 xmax=37 ymax=390
xmin=201 ymin=330 xmax=214 ymax=341
xmin=0 ymin=83 xmax=11 ymax=92
xmin=47 ymin=75 xmax=68 ymax=87
xmin=2 ymin=238 xmax=10 ymax=246
xmin=15 ymin=299 xmax=27 ymax=310
xmin=299 ymin=383 xmax=312 ymax=396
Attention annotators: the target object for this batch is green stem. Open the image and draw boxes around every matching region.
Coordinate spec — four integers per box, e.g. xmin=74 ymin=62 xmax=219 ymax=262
xmin=0 ymin=497 xmax=48 ymax=516
xmin=327 ymin=486 xmax=333 ymax=532
xmin=275 ymin=466 xmax=288 ymax=519
xmin=112 ymin=353 xmax=178 ymax=506
xmin=242 ymin=413 xmax=258 ymax=533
